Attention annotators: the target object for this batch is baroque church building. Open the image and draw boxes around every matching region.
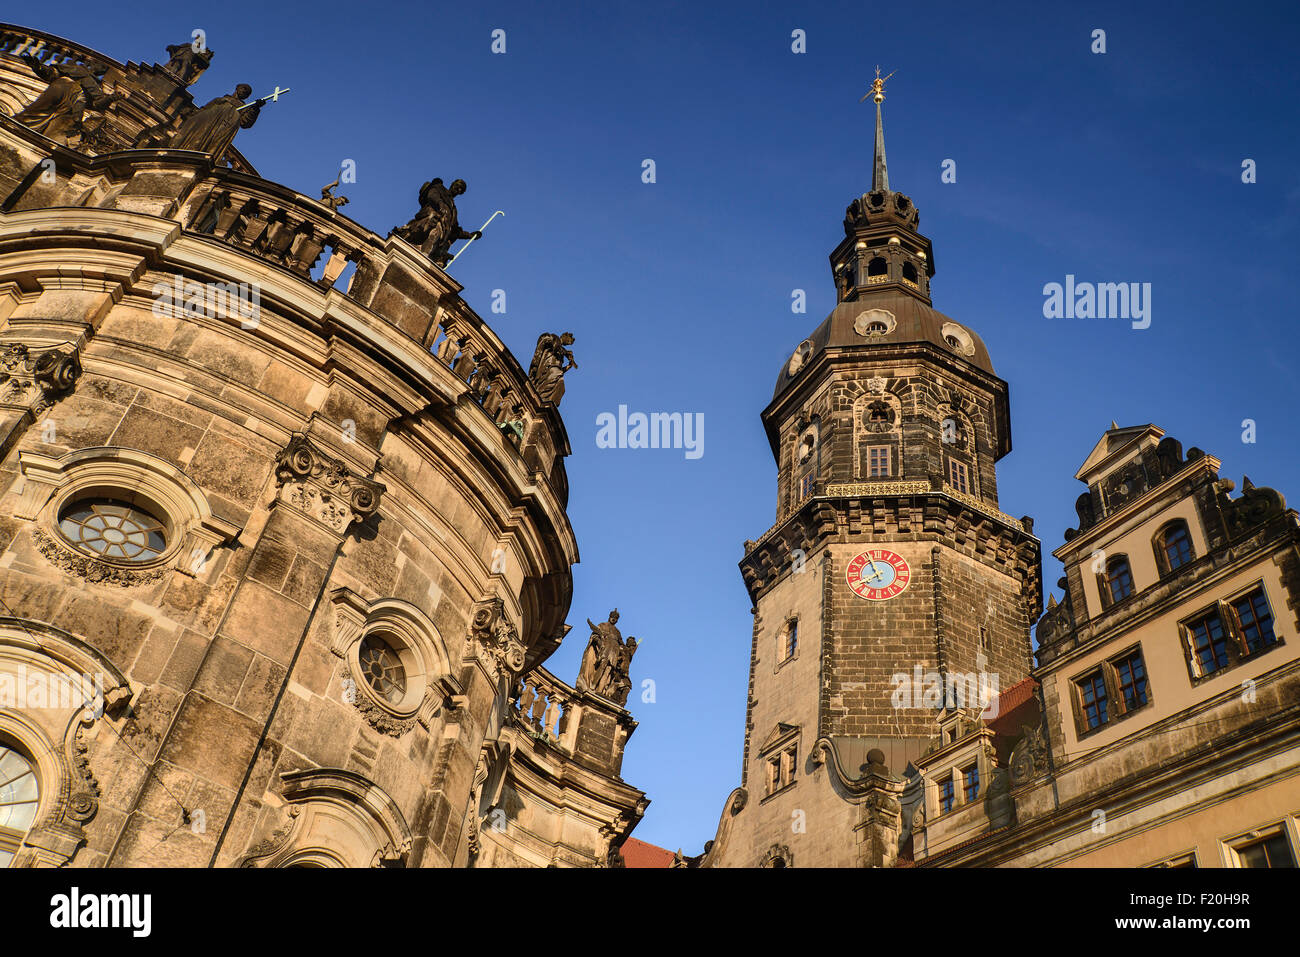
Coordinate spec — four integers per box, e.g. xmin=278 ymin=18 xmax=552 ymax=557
xmin=0 ymin=23 xmax=647 ymax=868
xmin=699 ymin=75 xmax=1300 ymax=868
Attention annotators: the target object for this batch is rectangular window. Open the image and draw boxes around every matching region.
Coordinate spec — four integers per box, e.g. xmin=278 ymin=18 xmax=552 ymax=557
xmin=962 ymin=764 xmax=979 ymax=803
xmin=1188 ymin=610 xmax=1230 ymax=676
xmin=780 ymin=620 xmax=797 ymax=662
xmin=765 ymin=744 xmax=799 ymax=796
xmin=867 ymin=446 xmax=891 ymax=478
xmin=948 ymin=459 xmax=969 ymax=494
xmin=1113 ymin=649 xmax=1149 ymax=712
xmin=938 ymin=778 xmax=955 ymax=814
xmin=798 ymin=472 xmax=815 ymax=500
xmin=1232 ymin=832 xmax=1296 ymax=869
xmin=782 ymin=745 xmax=798 ymax=786
xmin=1076 ymin=669 xmax=1109 ymax=730
xmin=1232 ymin=588 xmax=1276 ymax=654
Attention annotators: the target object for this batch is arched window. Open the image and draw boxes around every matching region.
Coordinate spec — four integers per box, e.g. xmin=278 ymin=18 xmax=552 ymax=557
xmin=867 ymin=257 xmax=887 ymax=277
xmin=902 ymin=261 xmax=919 ymax=284
xmin=1155 ymin=521 xmax=1194 ymax=574
xmin=1104 ymin=556 xmax=1135 ymax=604
xmin=779 ymin=619 xmax=798 ymax=663
xmin=0 ymin=743 xmax=39 ymax=868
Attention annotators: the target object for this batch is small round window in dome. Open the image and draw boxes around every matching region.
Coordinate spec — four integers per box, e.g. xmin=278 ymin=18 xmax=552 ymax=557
xmin=854 ymin=308 xmax=896 ymax=338
xmin=58 ymin=499 xmax=166 ymax=563
xmin=939 ymin=322 xmax=975 ymax=357
xmin=358 ymin=635 xmax=406 ymax=704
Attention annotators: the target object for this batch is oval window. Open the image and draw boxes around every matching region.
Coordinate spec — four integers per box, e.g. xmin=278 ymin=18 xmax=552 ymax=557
xmin=58 ymin=499 xmax=167 ymax=563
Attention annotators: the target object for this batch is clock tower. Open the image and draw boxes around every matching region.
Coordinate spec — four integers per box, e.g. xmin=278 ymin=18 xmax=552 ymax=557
xmin=704 ymin=74 xmax=1042 ymax=868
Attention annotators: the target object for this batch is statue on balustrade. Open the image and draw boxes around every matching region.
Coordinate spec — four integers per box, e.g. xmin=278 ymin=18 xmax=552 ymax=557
xmin=166 ymin=84 xmax=261 ymax=158
xmin=528 ymin=332 xmax=577 ymax=406
xmin=12 ymin=54 xmax=123 ymax=147
xmin=393 ymin=177 xmax=481 ymax=266
xmin=161 ymin=41 xmax=215 ymax=86
xmin=577 ymin=610 xmax=638 ymax=707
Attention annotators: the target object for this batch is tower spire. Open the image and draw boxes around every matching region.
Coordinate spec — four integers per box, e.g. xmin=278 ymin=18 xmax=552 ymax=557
xmin=861 ymin=66 xmax=894 ymax=191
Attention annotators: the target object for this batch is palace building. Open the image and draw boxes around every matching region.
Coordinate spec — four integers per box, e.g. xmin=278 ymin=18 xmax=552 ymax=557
xmin=699 ymin=74 xmax=1300 ymax=868
xmin=0 ymin=23 xmax=646 ymax=868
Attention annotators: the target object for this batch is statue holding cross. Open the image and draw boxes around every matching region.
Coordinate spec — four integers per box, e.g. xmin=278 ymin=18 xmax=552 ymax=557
xmin=162 ymin=84 xmax=289 ymax=159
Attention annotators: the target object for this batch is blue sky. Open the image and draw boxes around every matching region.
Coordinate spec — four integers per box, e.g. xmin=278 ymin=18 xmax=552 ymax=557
xmin=22 ymin=0 xmax=1300 ymax=853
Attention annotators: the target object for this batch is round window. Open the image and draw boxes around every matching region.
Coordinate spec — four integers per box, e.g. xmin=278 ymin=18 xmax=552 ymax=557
xmin=57 ymin=498 xmax=167 ymax=563
xmin=358 ymin=635 xmax=406 ymax=704
xmin=0 ymin=743 xmax=39 ymax=834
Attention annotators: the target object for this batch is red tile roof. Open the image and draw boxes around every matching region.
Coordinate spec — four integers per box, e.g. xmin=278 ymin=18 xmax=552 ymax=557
xmin=985 ymin=676 xmax=1038 ymax=735
xmin=620 ymin=837 xmax=676 ymax=868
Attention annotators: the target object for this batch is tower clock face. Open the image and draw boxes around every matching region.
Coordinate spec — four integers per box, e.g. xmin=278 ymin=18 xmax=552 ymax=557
xmin=846 ymin=549 xmax=911 ymax=600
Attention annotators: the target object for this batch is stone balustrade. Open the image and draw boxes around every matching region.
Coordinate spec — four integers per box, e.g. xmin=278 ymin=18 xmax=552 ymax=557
xmin=513 ymin=668 xmax=581 ymax=750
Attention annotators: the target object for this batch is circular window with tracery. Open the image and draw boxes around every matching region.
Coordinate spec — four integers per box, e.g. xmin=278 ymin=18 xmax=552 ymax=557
xmin=57 ymin=499 xmax=167 ymax=563
xmin=358 ymin=635 xmax=406 ymax=704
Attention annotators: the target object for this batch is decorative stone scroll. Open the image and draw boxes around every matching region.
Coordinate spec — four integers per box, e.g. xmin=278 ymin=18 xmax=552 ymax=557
xmin=0 ymin=343 xmax=82 ymax=416
xmin=273 ymin=433 xmax=384 ymax=534
xmin=467 ymin=596 xmax=527 ymax=679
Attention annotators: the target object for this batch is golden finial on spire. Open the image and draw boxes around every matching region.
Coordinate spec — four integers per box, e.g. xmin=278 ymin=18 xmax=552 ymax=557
xmin=860 ymin=65 xmax=895 ymax=104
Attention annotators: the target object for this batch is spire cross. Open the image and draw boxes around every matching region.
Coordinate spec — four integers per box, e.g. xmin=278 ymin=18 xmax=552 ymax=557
xmin=860 ymin=66 xmax=895 ymax=105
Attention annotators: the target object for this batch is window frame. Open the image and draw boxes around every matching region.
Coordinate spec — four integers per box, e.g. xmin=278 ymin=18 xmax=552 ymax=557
xmin=1224 ymin=823 xmax=1297 ymax=869
xmin=1152 ymin=520 xmax=1195 ymax=577
xmin=1068 ymin=643 xmax=1153 ymax=738
xmin=1179 ymin=583 xmax=1284 ymax=684
xmin=866 ymin=445 xmax=892 ymax=479
xmin=947 ymin=458 xmax=970 ymax=494
xmin=777 ymin=618 xmax=798 ymax=666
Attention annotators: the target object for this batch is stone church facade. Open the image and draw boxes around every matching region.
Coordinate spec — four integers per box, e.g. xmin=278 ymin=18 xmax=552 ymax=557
xmin=0 ymin=24 xmax=645 ymax=869
xmin=700 ymin=76 xmax=1300 ymax=868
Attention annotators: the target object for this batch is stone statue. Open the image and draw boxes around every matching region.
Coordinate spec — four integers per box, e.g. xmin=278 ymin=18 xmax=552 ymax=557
xmin=13 ymin=55 xmax=123 ymax=147
xmin=393 ymin=178 xmax=481 ymax=266
xmin=577 ymin=610 xmax=638 ymax=707
xmin=162 ymin=41 xmax=215 ymax=86
xmin=320 ymin=174 xmax=349 ymax=211
xmin=167 ymin=84 xmax=260 ymax=158
xmin=528 ymin=332 xmax=577 ymax=406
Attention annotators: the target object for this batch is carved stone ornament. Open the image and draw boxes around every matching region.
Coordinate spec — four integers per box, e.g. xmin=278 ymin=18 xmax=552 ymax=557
xmin=32 ymin=527 xmax=166 ymax=587
xmin=0 ymin=343 xmax=82 ymax=416
xmin=468 ymin=597 xmax=527 ymax=678
xmin=854 ymin=308 xmax=896 ymax=338
xmin=238 ymin=806 xmax=302 ymax=867
xmin=340 ymin=662 xmax=417 ymax=737
xmin=863 ymin=399 xmax=896 ymax=433
xmin=273 ymin=433 xmax=384 ymax=533
xmin=866 ymin=376 xmax=887 ymax=394
xmin=1009 ymin=723 xmax=1049 ymax=786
